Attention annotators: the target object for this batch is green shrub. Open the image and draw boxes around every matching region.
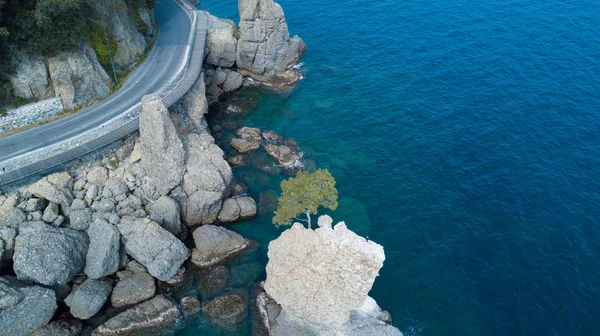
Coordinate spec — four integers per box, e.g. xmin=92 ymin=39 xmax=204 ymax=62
xmin=13 ymin=96 xmax=31 ymax=107
xmin=89 ymin=22 xmax=118 ymax=82
xmin=0 ymin=108 xmax=6 ymax=118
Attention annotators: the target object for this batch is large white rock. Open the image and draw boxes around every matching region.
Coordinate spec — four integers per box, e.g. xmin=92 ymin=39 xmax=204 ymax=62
xmin=203 ymin=12 xmax=238 ymax=68
xmin=264 ymin=217 xmax=386 ymax=328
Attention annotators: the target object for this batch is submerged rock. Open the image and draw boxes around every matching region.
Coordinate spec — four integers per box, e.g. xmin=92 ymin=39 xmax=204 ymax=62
xmin=191 ymin=225 xmax=251 ymax=267
xmin=265 ymin=144 xmax=302 ymax=169
xmin=92 ymin=295 xmax=182 ymax=336
xmin=264 ymin=217 xmax=386 ymax=328
xmin=30 ymin=319 xmax=82 ymax=336
xmin=14 ymin=221 xmax=88 ymax=286
xmin=202 ymin=290 xmax=249 ymax=328
xmin=117 ymin=217 xmax=189 ymax=281
xmin=0 ymin=277 xmax=57 ymax=336
xmin=197 ymin=265 xmax=230 ymax=300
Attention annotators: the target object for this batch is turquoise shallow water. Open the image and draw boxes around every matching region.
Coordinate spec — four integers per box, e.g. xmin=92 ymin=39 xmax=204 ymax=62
xmin=186 ymin=0 xmax=600 ymax=335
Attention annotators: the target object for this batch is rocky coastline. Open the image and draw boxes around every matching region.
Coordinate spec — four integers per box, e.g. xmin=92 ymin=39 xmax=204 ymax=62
xmin=0 ymin=0 xmax=401 ymax=335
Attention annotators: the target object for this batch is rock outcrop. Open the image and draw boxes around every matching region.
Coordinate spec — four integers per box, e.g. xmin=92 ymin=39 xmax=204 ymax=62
xmin=191 ymin=225 xmax=251 ymax=267
xmin=237 ymin=0 xmax=306 ymax=88
xmin=263 ymin=216 xmax=386 ymax=328
xmin=13 ymin=221 xmax=89 ymax=286
xmin=9 ymin=54 xmax=55 ymax=101
xmin=139 ymin=94 xmax=186 ymax=195
xmin=117 ymin=217 xmax=189 ymax=281
xmin=181 ymin=133 xmax=232 ymax=225
xmin=204 ymin=12 xmax=238 ymax=68
xmin=173 ymin=75 xmax=209 ymax=132
xmin=0 ymin=277 xmax=57 ymax=336
xmin=105 ymin=3 xmax=149 ymax=69
xmin=47 ymin=44 xmax=112 ymax=109
xmin=92 ymin=295 xmax=182 ymax=336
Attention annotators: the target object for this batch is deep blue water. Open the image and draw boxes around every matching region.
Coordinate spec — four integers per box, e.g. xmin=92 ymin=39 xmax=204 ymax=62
xmin=188 ymin=0 xmax=600 ymax=335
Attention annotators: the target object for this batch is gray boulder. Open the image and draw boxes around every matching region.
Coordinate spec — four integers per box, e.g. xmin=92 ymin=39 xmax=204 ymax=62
xmin=85 ymin=219 xmax=121 ymax=279
xmin=204 ymin=12 xmax=238 ymax=68
xmin=87 ymin=167 xmax=109 ymax=185
xmin=237 ymin=0 xmax=306 ymax=87
xmin=42 ymin=203 xmax=60 ymax=223
xmin=139 ymin=94 xmax=186 ymax=195
xmin=0 ymin=277 xmax=57 ymax=336
xmin=69 ymin=207 xmax=93 ymax=230
xmin=191 ymin=225 xmax=250 ymax=267
xmin=218 ymin=196 xmax=257 ymax=223
xmin=182 ymin=133 xmax=232 ymax=225
xmin=265 ymin=144 xmax=302 ymax=169
xmin=47 ymin=44 xmax=112 ymax=109
xmin=28 ymin=172 xmax=74 ymax=212
xmin=172 ymin=74 xmax=208 ymax=132
xmin=13 ymin=221 xmax=89 ymax=285
xmin=18 ymin=198 xmax=46 ymax=212
xmin=117 ymin=217 xmax=189 ymax=281
xmin=0 ymin=227 xmax=17 ymax=264
xmin=147 ymin=196 xmax=182 ymax=236
xmin=0 ymin=195 xmax=26 ymax=228
xmin=92 ymin=295 xmax=182 ymax=336
xmin=222 ymin=69 xmax=244 ymax=92
xmin=64 ymin=279 xmax=113 ymax=319
xmin=111 ymin=271 xmax=156 ymax=307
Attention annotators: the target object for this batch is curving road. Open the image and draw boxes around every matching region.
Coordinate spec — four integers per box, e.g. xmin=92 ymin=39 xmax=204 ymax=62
xmin=0 ymin=0 xmax=191 ymax=163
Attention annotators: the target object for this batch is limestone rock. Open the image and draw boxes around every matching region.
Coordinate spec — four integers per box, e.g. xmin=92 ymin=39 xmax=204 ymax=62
xmin=147 ymin=196 xmax=182 ymax=236
xmin=111 ymin=271 xmax=155 ymax=307
xmin=182 ymin=133 xmax=232 ymax=225
xmin=222 ymin=69 xmax=244 ymax=92
xmin=0 ymin=227 xmax=17 ymax=263
xmin=237 ymin=0 xmax=306 ymax=87
xmin=202 ymin=290 xmax=249 ymax=328
xmin=47 ymin=44 xmax=112 ymax=109
xmin=106 ymin=2 xmax=148 ymax=69
xmin=87 ymin=167 xmax=109 ymax=185
xmin=9 ymin=54 xmax=55 ymax=101
xmin=0 ymin=277 xmax=57 ymax=336
xmin=0 ymin=195 xmax=26 ymax=228
xmin=14 ymin=221 xmax=89 ymax=286
xmin=204 ymin=12 xmax=238 ymax=68
xmin=237 ymin=196 xmax=257 ymax=218
xmin=117 ymin=217 xmax=189 ymax=281
xmin=264 ymin=219 xmax=386 ymax=328
xmin=64 ymin=278 xmax=113 ymax=319
xmin=191 ymin=225 xmax=250 ymax=267
xmin=173 ymin=75 xmax=208 ymax=132
xmin=85 ymin=219 xmax=121 ymax=279
xmin=42 ymin=203 xmax=60 ymax=223
xmin=28 ymin=172 xmax=74 ymax=212
xmin=218 ymin=196 xmax=257 ymax=223
xmin=69 ymin=207 xmax=93 ymax=230
xmin=92 ymin=295 xmax=182 ymax=336
xmin=231 ymin=137 xmax=260 ymax=153
xmin=139 ymin=94 xmax=186 ymax=195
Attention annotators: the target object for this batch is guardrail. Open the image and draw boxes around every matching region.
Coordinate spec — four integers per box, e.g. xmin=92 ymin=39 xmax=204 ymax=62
xmin=0 ymin=0 xmax=207 ymax=187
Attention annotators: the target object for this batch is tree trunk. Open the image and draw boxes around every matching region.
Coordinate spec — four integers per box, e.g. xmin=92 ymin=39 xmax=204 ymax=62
xmin=305 ymin=210 xmax=311 ymax=229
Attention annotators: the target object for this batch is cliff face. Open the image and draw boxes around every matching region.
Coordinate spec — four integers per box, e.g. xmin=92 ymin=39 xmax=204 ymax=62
xmin=8 ymin=1 xmax=155 ymax=110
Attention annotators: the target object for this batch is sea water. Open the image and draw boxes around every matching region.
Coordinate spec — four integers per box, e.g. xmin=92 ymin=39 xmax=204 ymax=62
xmin=181 ymin=0 xmax=600 ymax=335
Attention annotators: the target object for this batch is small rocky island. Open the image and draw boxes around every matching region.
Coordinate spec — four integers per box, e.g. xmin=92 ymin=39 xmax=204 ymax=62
xmin=0 ymin=0 xmax=401 ymax=335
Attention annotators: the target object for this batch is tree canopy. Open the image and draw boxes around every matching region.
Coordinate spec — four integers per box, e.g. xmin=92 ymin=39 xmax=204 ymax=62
xmin=273 ymin=169 xmax=339 ymax=228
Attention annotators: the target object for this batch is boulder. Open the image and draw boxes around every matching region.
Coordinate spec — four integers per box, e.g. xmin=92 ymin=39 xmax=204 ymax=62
xmin=236 ymin=127 xmax=262 ymax=141
xmin=263 ymin=218 xmax=386 ymax=328
xmin=191 ymin=225 xmax=250 ymax=267
xmin=14 ymin=221 xmax=89 ymax=286
xmin=103 ymin=179 xmax=130 ymax=199
xmin=181 ymin=296 xmax=201 ymax=316
xmin=28 ymin=172 xmax=74 ymax=212
xmin=87 ymin=167 xmax=109 ymax=185
xmin=237 ymin=0 xmax=306 ymax=87
xmin=30 ymin=319 xmax=82 ymax=336
xmin=111 ymin=272 xmax=155 ymax=308
xmin=0 ymin=277 xmax=57 ymax=336
xmin=0 ymin=227 xmax=17 ymax=263
xmin=64 ymin=279 xmax=113 ymax=319
xmin=264 ymin=144 xmax=302 ymax=169
xmin=19 ymin=198 xmax=46 ymax=212
xmin=222 ymin=70 xmax=244 ymax=92
xmin=85 ymin=219 xmax=121 ymax=279
xmin=202 ymin=290 xmax=249 ymax=327
xmin=204 ymin=13 xmax=238 ymax=68
xmin=139 ymin=94 xmax=186 ymax=195
xmin=92 ymin=295 xmax=182 ymax=336
xmin=0 ymin=195 xmax=26 ymax=228
xmin=218 ymin=196 xmax=257 ymax=223
xmin=182 ymin=133 xmax=232 ymax=225
xmin=69 ymin=207 xmax=93 ymax=230
xmin=262 ymin=130 xmax=283 ymax=144
xmin=231 ymin=137 xmax=260 ymax=153
xmin=237 ymin=196 xmax=257 ymax=219
xmin=47 ymin=44 xmax=112 ymax=109
xmin=117 ymin=217 xmax=189 ymax=281
xmin=42 ymin=203 xmax=60 ymax=223
xmin=147 ymin=196 xmax=182 ymax=236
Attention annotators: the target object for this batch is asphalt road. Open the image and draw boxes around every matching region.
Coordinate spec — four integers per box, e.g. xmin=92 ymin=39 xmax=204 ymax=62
xmin=0 ymin=0 xmax=190 ymax=162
